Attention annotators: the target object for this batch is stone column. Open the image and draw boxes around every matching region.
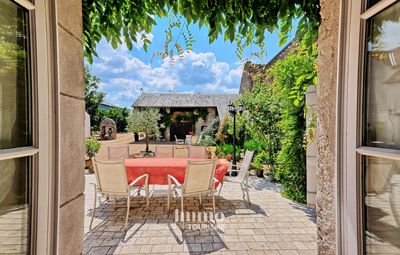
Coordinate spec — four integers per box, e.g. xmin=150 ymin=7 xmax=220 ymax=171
xmin=306 ymin=85 xmax=317 ymax=208
xmin=56 ymin=0 xmax=85 ymax=254
xmin=316 ymin=0 xmax=341 ymax=254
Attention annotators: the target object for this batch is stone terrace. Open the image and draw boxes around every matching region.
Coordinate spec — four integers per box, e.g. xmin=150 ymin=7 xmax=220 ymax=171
xmin=83 ymin=173 xmax=317 ymax=255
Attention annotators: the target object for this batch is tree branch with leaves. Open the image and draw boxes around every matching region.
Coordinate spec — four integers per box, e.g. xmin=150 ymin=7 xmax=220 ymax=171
xmin=82 ymin=0 xmax=320 ymax=63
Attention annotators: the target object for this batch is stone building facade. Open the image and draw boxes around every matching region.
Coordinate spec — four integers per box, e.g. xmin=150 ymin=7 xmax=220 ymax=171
xmin=239 ymin=39 xmax=299 ymax=94
xmin=132 ymin=93 xmax=238 ymax=141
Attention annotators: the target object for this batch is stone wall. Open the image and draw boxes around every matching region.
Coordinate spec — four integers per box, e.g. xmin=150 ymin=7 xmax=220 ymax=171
xmin=306 ymin=85 xmax=317 ymax=208
xmin=316 ymin=0 xmax=341 ymax=254
xmin=194 ymin=107 xmax=217 ymax=136
xmin=56 ymin=0 xmax=85 ymax=254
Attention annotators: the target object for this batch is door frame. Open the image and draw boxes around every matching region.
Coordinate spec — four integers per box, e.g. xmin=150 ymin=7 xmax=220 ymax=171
xmin=0 ymin=0 xmax=59 ymax=254
xmin=338 ymin=0 xmax=400 ymax=254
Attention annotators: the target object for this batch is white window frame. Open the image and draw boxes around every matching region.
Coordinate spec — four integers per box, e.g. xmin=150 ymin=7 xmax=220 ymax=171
xmin=1 ymin=0 xmax=58 ymax=254
xmin=338 ymin=0 xmax=400 ymax=254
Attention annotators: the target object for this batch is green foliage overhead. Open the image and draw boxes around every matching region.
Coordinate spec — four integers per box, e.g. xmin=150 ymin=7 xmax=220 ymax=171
xmin=82 ymin=0 xmax=320 ymax=62
xmin=127 ymin=108 xmax=162 ymax=151
xmin=152 ymin=16 xmax=196 ymax=65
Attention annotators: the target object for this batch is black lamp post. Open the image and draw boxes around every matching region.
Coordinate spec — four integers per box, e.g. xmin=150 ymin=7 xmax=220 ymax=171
xmin=228 ymin=101 xmax=243 ymax=176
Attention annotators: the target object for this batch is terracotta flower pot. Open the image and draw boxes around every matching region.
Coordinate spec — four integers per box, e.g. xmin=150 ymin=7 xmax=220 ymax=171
xmin=256 ymin=169 xmax=264 ymax=178
xmin=85 ymin=159 xmax=94 ymax=173
xmin=226 ymin=155 xmax=232 ymax=161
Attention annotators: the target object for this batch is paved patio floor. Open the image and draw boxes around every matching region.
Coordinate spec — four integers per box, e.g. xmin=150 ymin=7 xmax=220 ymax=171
xmin=83 ymin=173 xmax=317 ymax=255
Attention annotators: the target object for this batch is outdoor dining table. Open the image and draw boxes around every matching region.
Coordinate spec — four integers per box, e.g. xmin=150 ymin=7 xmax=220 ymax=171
xmin=124 ymin=158 xmax=229 ymax=187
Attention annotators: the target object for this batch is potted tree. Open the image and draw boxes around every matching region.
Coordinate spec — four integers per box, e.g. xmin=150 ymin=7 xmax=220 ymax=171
xmin=127 ymin=108 xmax=161 ymax=156
xmin=85 ymin=137 xmax=101 ymax=173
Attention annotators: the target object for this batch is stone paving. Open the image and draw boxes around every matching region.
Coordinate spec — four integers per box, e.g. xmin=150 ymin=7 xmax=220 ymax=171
xmin=84 ymin=172 xmax=317 ymax=255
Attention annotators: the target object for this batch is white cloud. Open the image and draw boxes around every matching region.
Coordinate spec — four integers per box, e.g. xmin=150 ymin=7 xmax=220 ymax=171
xmin=372 ymin=21 xmax=400 ymax=51
xmin=91 ymin=40 xmax=242 ymax=107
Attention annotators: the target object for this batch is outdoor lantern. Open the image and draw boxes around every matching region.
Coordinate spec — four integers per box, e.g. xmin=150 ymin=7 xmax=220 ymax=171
xmin=239 ymin=103 xmax=244 ymax=114
xmin=227 ymin=101 xmax=244 ymax=175
xmin=228 ymin=101 xmax=234 ymax=115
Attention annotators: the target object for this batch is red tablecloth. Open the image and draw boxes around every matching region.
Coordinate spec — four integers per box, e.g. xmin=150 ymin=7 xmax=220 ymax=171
xmin=125 ymin=158 xmax=229 ymax=186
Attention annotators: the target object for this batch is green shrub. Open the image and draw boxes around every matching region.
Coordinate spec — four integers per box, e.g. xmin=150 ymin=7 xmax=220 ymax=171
xmin=268 ymin=45 xmax=316 ymax=203
xmin=239 ymin=43 xmax=317 ymax=203
xmin=215 ymin=115 xmax=230 ymax=144
xmin=198 ymin=117 xmax=219 ymax=146
xmin=94 ymin=107 xmax=129 ymax=132
xmin=85 ymin=137 xmax=101 ymax=159
xmin=243 ymin=140 xmax=266 ymax=153
xmin=251 ymin=151 xmax=271 ymax=170
xmin=215 ymin=143 xmax=240 ymax=159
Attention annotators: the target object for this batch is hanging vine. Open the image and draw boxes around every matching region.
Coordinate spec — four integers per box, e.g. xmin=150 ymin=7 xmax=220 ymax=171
xmin=82 ymin=0 xmax=320 ymax=63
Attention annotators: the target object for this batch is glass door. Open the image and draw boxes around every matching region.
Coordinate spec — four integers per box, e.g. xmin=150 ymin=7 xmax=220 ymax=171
xmin=360 ymin=1 xmax=400 ymax=254
xmin=0 ymin=0 xmax=36 ymax=254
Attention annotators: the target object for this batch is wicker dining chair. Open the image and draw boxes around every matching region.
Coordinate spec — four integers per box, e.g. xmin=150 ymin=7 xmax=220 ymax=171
xmin=90 ymin=158 xmax=149 ymax=230
xmin=107 ymin=146 xmax=130 ymax=160
xmin=218 ymin=151 xmax=254 ymax=204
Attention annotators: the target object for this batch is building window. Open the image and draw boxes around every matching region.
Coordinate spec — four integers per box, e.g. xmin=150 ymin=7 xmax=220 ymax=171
xmin=363 ymin=156 xmax=400 ymax=253
xmin=0 ymin=0 xmax=34 ymax=254
xmin=362 ymin=1 xmax=400 ymax=254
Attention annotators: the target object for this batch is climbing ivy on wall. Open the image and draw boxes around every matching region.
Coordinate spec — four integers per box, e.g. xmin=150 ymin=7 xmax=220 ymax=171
xmin=239 ymin=44 xmax=317 ymax=203
xmin=82 ymin=0 xmax=320 ymax=62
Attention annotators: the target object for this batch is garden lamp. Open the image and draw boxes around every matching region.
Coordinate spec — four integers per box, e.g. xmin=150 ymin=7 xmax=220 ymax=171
xmin=227 ymin=101 xmax=243 ymax=176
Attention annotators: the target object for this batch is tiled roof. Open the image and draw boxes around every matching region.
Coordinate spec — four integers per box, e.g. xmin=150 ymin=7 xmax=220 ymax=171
xmin=132 ymin=93 xmax=240 ymax=117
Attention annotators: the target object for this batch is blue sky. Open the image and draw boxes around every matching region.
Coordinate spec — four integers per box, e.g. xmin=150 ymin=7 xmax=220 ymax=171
xmin=90 ymin=17 xmax=296 ymax=107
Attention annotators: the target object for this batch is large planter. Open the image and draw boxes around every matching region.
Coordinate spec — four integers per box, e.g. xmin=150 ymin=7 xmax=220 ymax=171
xmin=256 ymin=169 xmax=264 ymax=178
xmin=85 ymin=159 xmax=94 ymax=173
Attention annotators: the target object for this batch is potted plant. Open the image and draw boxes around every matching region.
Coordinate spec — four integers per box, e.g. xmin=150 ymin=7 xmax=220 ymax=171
xmin=206 ymin=148 xmax=213 ymax=159
xmin=127 ymin=108 xmax=161 ymax=155
xmin=85 ymin=137 xmax=101 ymax=173
xmin=251 ymin=160 xmax=264 ymax=178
